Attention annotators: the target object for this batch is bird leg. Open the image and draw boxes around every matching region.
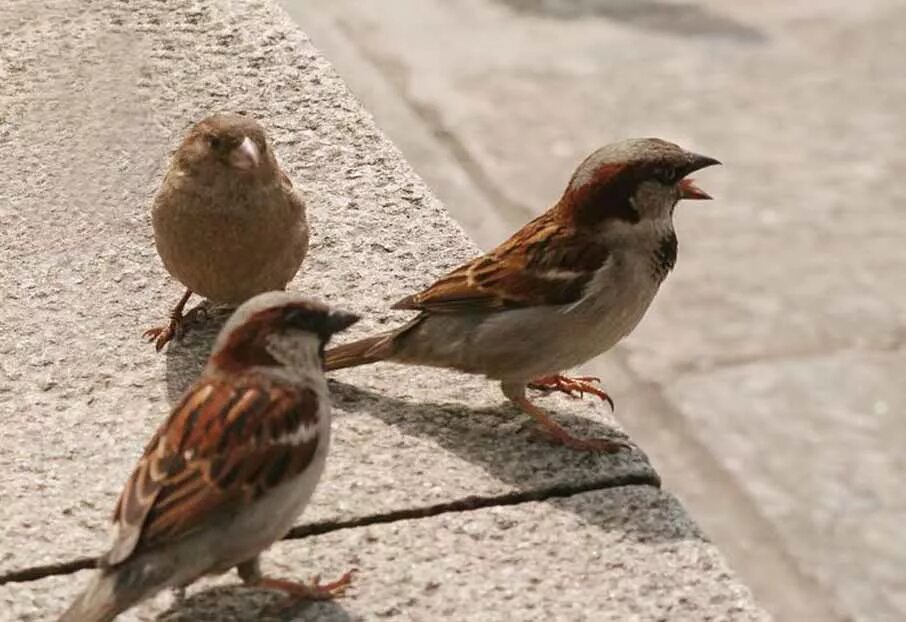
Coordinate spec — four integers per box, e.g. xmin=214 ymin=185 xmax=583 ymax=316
xmin=502 ymin=383 xmax=627 ymax=453
xmin=237 ymin=557 xmax=355 ymax=602
xmin=528 ymin=374 xmax=614 ymax=410
xmin=250 ymin=573 xmax=355 ymax=601
xmin=142 ymin=289 xmax=209 ymax=351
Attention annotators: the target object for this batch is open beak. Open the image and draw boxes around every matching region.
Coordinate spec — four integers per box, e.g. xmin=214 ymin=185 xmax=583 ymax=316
xmin=679 ymin=152 xmax=720 ymax=200
xmin=679 ymin=178 xmax=712 ymax=200
xmin=228 ymin=136 xmax=261 ymax=170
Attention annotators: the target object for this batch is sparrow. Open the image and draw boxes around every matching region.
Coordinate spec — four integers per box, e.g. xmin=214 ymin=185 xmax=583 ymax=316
xmin=61 ymin=292 xmax=360 ymax=622
xmin=325 ymin=138 xmax=719 ymax=452
xmin=144 ymin=112 xmax=310 ymax=351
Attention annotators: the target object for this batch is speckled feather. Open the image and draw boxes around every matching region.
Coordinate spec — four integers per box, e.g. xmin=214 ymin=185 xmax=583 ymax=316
xmin=389 ymin=158 xmax=648 ymax=315
xmin=106 ymin=374 xmax=320 ymax=566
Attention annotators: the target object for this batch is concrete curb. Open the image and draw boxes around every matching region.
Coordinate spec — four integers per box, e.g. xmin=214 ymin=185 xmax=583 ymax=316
xmin=0 ymin=0 xmax=768 ymax=619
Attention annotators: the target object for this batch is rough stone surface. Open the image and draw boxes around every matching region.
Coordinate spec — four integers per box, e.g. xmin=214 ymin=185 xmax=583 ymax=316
xmin=0 ymin=0 xmax=654 ymax=576
xmin=1 ymin=487 xmax=767 ymax=622
xmin=0 ymin=0 xmax=765 ymax=619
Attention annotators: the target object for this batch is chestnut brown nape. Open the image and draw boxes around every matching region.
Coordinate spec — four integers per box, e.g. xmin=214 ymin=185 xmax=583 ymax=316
xmin=560 ymin=138 xmax=719 ymax=224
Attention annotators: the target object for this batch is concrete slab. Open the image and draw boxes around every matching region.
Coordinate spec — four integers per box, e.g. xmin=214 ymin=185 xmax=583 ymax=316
xmin=667 ymin=351 xmax=906 ymax=622
xmin=0 ymin=487 xmax=767 ymax=621
xmin=0 ymin=0 xmax=654 ymax=581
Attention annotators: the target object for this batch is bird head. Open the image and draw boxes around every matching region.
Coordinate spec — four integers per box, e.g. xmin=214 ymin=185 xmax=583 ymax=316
xmin=560 ymin=138 xmax=720 ymax=225
xmin=209 ymin=292 xmax=360 ymax=374
xmin=175 ymin=112 xmax=274 ymax=178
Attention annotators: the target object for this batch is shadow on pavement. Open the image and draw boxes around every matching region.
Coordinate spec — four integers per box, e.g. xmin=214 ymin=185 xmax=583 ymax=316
xmin=155 ymin=584 xmax=352 ymax=622
xmin=162 ymin=307 xmax=230 ymax=404
xmin=324 ymin=379 xmax=687 ymax=542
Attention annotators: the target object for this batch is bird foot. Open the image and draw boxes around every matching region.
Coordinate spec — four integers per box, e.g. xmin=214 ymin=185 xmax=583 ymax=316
xmin=531 ymin=423 xmax=629 ymax=454
xmin=512 ymin=390 xmax=628 ymax=454
xmin=528 ymin=374 xmax=614 ymax=410
xmin=143 ymin=303 xmax=209 ymax=351
xmin=252 ymin=569 xmax=356 ymax=601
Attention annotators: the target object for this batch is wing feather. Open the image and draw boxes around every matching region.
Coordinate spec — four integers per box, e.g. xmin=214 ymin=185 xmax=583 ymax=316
xmin=106 ymin=375 xmax=321 ymax=566
xmin=393 ymin=211 xmax=610 ymax=313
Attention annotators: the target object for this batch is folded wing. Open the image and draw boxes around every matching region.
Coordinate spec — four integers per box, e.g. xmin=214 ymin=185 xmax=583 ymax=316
xmin=106 ymin=375 xmax=321 ymax=566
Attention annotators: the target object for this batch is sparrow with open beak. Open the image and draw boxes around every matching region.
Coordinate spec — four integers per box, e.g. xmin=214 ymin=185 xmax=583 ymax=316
xmin=144 ymin=113 xmax=309 ymax=350
xmin=325 ymin=138 xmax=719 ymax=452
xmin=61 ymin=292 xmax=359 ymax=621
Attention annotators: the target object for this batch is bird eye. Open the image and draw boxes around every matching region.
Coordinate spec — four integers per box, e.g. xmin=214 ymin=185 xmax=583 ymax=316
xmin=284 ymin=308 xmax=305 ymax=325
xmin=654 ymin=166 xmax=676 ymax=184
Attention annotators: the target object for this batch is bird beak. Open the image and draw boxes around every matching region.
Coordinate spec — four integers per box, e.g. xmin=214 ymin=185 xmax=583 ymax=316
xmin=679 ymin=153 xmax=720 ymax=200
xmin=324 ymin=310 xmax=360 ymax=335
xmin=678 ymin=178 xmax=712 ymax=200
xmin=228 ymin=136 xmax=261 ymax=170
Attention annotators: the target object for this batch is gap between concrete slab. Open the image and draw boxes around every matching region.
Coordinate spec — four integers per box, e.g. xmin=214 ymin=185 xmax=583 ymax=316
xmin=0 ymin=473 xmax=657 ymax=586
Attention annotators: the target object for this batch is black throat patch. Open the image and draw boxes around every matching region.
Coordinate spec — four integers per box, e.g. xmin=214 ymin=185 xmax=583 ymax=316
xmin=651 ymin=231 xmax=678 ymax=281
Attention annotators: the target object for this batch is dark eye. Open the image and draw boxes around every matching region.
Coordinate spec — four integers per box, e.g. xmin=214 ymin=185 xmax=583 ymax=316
xmin=208 ymin=135 xmax=223 ymax=150
xmin=654 ymin=166 xmax=676 ymax=184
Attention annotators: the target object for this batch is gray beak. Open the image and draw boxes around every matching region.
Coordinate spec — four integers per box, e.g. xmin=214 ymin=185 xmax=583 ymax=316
xmin=678 ymin=152 xmax=720 ymax=200
xmin=683 ymin=152 xmax=721 ymax=175
xmin=324 ymin=310 xmax=360 ymax=335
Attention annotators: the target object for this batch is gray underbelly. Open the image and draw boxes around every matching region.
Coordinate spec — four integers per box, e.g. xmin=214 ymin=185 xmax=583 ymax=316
xmin=398 ymin=286 xmax=658 ymax=382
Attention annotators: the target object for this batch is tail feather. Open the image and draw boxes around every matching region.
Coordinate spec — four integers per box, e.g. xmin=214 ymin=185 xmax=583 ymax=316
xmin=60 ymin=559 xmax=170 ymax=622
xmin=324 ymin=334 xmax=393 ymax=371
xmin=59 ymin=570 xmax=124 ymax=622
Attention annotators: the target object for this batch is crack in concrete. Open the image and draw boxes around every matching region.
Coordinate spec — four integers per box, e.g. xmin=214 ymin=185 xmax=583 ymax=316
xmin=0 ymin=473 xmax=658 ymax=586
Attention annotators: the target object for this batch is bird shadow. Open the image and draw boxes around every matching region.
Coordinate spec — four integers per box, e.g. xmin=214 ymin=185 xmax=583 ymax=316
xmin=323 ymin=376 xmax=694 ymax=544
xmin=154 ymin=584 xmax=352 ymax=622
xmin=496 ymin=0 xmax=766 ymax=43
xmin=162 ymin=307 xmax=230 ymax=404
xmin=326 ymin=375 xmax=654 ymax=481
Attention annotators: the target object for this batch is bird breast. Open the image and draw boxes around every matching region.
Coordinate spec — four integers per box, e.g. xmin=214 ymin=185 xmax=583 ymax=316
xmin=464 ymin=223 xmax=672 ymax=380
xmin=205 ymin=392 xmax=331 ymax=566
xmin=152 ymin=182 xmax=308 ymax=304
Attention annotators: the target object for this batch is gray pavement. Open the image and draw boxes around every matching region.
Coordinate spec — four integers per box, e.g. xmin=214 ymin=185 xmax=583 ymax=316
xmin=0 ymin=0 xmax=765 ymax=620
xmin=281 ymin=1 xmax=906 ymax=620
xmin=2 ymin=487 xmax=765 ymax=622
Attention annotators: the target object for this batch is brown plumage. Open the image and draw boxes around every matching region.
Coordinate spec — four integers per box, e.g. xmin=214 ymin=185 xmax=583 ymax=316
xmin=144 ymin=113 xmax=309 ymax=351
xmin=61 ymin=293 xmax=359 ymax=622
xmin=326 ymin=138 xmax=720 ymax=452
xmin=107 ymin=376 xmax=321 ymax=566
xmin=393 ymin=209 xmax=612 ymax=313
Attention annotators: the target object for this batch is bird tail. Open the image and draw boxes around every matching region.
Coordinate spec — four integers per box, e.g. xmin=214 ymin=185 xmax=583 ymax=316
xmin=59 ymin=570 xmax=124 ymax=622
xmin=59 ymin=561 xmax=165 ymax=622
xmin=324 ymin=334 xmax=393 ymax=371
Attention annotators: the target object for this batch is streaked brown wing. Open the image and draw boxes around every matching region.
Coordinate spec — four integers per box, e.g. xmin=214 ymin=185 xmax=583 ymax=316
xmin=106 ymin=375 xmax=320 ymax=566
xmin=393 ymin=212 xmax=610 ymax=313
